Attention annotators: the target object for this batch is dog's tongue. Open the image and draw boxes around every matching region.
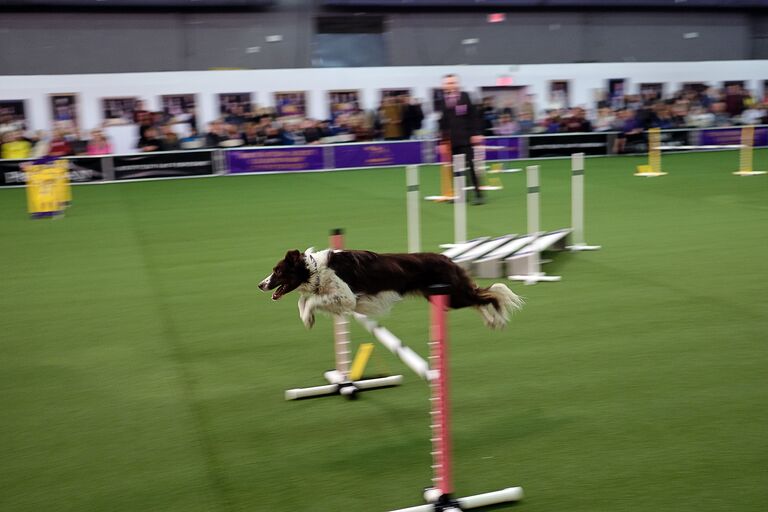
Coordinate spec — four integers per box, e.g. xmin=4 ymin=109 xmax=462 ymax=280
xmin=271 ymin=286 xmax=284 ymax=301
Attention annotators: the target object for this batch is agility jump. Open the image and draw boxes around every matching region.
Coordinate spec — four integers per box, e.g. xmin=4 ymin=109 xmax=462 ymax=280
xmin=408 ymin=152 xmax=600 ymax=284
xmin=281 ymin=229 xmax=524 ymax=510
xmin=284 ymin=229 xmax=404 ymax=400
xmin=636 ymin=126 xmax=765 ymax=177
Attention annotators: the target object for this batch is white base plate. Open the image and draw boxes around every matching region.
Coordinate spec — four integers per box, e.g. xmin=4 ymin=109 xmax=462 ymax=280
xmin=509 ymin=272 xmax=562 ymax=285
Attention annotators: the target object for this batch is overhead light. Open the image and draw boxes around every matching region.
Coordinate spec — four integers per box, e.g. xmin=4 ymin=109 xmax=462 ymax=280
xmin=462 ymin=38 xmax=479 ymax=45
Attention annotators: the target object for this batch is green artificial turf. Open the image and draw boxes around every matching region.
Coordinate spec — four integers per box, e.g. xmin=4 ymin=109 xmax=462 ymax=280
xmin=1 ymin=150 xmax=766 ymax=512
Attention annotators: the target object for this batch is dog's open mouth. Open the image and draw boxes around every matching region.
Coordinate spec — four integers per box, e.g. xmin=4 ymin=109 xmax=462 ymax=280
xmin=271 ymin=285 xmax=285 ymax=301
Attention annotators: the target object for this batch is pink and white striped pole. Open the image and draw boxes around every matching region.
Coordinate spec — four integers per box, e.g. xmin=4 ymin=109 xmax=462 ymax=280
xmin=428 ymin=285 xmax=455 ymax=505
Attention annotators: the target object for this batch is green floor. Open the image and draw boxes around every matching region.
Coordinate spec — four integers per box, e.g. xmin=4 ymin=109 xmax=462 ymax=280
xmin=1 ymin=150 xmax=767 ymax=512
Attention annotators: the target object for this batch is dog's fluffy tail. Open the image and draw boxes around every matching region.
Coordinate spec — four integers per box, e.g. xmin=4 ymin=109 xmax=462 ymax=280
xmin=477 ymin=283 xmax=524 ymax=330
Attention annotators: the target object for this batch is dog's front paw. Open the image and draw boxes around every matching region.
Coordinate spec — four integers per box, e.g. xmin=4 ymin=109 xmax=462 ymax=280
xmin=301 ymin=308 xmax=316 ymax=329
xmin=298 ymin=295 xmax=308 ymax=317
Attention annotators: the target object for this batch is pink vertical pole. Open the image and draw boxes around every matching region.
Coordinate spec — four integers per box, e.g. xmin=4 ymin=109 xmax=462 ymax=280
xmin=330 ymin=228 xmax=344 ymax=251
xmin=429 ymin=286 xmax=453 ymax=497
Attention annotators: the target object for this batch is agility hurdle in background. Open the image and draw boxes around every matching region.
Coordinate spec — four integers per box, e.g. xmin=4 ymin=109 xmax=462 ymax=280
xmin=23 ymin=157 xmax=71 ymax=218
xmin=284 ymin=229 xmax=404 ymax=400
xmin=407 ymin=153 xmax=600 ymax=284
xmin=636 ymin=126 xmax=765 ymax=177
xmin=424 ymin=145 xmax=505 ymax=204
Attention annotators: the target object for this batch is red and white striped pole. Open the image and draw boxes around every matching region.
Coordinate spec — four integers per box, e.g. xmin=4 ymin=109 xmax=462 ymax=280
xmin=427 ymin=285 xmax=457 ymax=508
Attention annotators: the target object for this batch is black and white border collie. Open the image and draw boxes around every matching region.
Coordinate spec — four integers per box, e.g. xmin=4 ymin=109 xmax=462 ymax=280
xmin=259 ymin=248 xmax=523 ymax=330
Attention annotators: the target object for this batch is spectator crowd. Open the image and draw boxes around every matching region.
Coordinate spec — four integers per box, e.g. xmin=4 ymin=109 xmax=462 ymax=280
xmin=2 ymin=83 xmax=767 ymax=160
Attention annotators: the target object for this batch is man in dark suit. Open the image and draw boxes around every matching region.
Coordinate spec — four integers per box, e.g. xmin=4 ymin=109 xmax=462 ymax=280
xmin=436 ymin=73 xmax=485 ymax=205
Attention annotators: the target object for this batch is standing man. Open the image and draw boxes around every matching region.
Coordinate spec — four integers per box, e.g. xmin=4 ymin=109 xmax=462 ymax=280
xmin=436 ymin=73 xmax=485 ymax=205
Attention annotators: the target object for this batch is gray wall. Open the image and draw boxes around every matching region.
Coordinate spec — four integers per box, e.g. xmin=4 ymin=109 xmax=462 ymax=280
xmin=0 ymin=5 xmax=765 ymax=75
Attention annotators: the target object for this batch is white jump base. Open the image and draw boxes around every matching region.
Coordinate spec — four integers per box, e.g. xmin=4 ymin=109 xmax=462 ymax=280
xmin=389 ymin=487 xmax=525 ymax=512
xmin=285 ymin=373 xmax=403 ymax=400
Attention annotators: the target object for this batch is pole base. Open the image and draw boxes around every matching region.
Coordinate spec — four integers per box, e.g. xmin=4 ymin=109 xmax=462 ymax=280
xmin=388 ymin=486 xmax=524 ymax=512
xmin=509 ymin=272 xmax=562 ymax=285
xmin=567 ymin=243 xmax=602 ymax=251
xmin=733 ymin=171 xmax=766 ymax=176
xmin=634 ymin=172 xmax=668 ymax=177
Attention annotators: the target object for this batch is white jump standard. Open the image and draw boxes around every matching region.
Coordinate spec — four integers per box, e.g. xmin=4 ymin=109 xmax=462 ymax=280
xmin=284 ymin=228 xmax=404 ymax=400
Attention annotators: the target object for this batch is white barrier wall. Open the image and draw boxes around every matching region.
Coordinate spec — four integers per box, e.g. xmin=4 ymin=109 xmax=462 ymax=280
xmin=1 ymin=60 xmax=766 ymax=142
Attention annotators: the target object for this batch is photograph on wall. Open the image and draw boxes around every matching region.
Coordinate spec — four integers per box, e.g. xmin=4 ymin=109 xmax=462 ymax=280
xmin=328 ymin=90 xmax=360 ymax=120
xmin=0 ymin=100 xmax=28 ymax=131
xmin=380 ymin=88 xmax=411 ymax=101
xmin=50 ymin=93 xmax=78 ymax=130
xmin=723 ymin=80 xmax=745 ymax=89
xmin=548 ymin=80 xmax=570 ymax=110
xmin=102 ymin=97 xmax=138 ymax=126
xmin=480 ymin=86 xmax=529 ymax=113
xmin=218 ymin=93 xmax=253 ymax=121
xmin=639 ymin=83 xmax=664 ymax=102
xmin=607 ymin=79 xmax=626 ymax=109
xmin=681 ymin=82 xmax=709 ymax=94
xmin=161 ymin=94 xmax=197 ymax=128
xmin=274 ymin=91 xmax=307 ymax=119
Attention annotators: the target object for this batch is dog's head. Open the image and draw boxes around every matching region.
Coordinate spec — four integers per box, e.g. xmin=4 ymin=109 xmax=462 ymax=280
xmin=258 ymin=249 xmax=311 ymax=301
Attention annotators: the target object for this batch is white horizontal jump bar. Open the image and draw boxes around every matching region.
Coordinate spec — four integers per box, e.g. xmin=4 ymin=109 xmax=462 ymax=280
xmin=657 ymin=145 xmax=745 ymax=150
xmin=388 ymin=487 xmax=524 ymax=512
xmin=354 ymin=313 xmax=436 ymax=382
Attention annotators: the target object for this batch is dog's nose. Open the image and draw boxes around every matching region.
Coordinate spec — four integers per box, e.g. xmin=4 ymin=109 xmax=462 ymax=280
xmin=258 ymin=275 xmax=272 ymax=291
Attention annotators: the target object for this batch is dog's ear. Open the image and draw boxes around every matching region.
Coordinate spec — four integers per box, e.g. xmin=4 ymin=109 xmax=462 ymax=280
xmin=284 ymin=249 xmax=302 ymax=265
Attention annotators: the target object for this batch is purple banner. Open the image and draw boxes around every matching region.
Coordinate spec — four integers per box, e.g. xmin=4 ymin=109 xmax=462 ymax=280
xmin=700 ymin=127 xmax=768 ymax=147
xmin=227 ymin=147 xmax=325 ymax=174
xmin=333 ymin=141 xmax=423 ymax=169
xmin=484 ymin=136 xmax=521 ymax=160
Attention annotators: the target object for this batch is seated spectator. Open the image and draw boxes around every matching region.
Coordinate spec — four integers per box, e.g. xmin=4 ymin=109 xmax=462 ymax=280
xmin=613 ymin=109 xmax=643 ymax=154
xmin=402 ymin=96 xmax=424 ymax=140
xmin=204 ymin=121 xmax=227 ymax=148
xmin=160 ymin=124 xmax=181 ymax=151
xmin=302 ymin=119 xmax=322 ymax=144
xmin=137 ymin=127 xmax=163 ymax=152
xmin=180 ymin=127 xmax=205 ymax=149
xmin=494 ymin=113 xmax=518 ymax=135
xmin=242 ymin=122 xmax=263 ymax=146
xmin=86 ymin=129 xmax=113 ymax=155
xmin=1 ymin=130 xmax=32 ymax=159
xmin=711 ymin=102 xmax=731 ymax=127
xmin=480 ymin=97 xmax=497 ymax=136
xmin=562 ymin=107 xmax=592 ymax=132
xmin=69 ymin=129 xmax=89 ymax=156
xmin=31 ymin=130 xmax=50 ymax=158
xmin=219 ymin=124 xmax=245 ymax=148
xmin=593 ymin=107 xmax=615 ymax=132
xmin=741 ymin=103 xmax=767 ymax=125
xmin=224 ymin=104 xmax=247 ymax=127
xmin=48 ymin=129 xmax=74 ymax=157
xmin=686 ymin=106 xmax=714 ymax=128
xmin=542 ymin=110 xmax=562 ymax=133
xmin=263 ymin=125 xmax=285 ymax=146
xmin=516 ymin=112 xmax=535 ymax=134
xmin=724 ymin=85 xmax=745 ymax=118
